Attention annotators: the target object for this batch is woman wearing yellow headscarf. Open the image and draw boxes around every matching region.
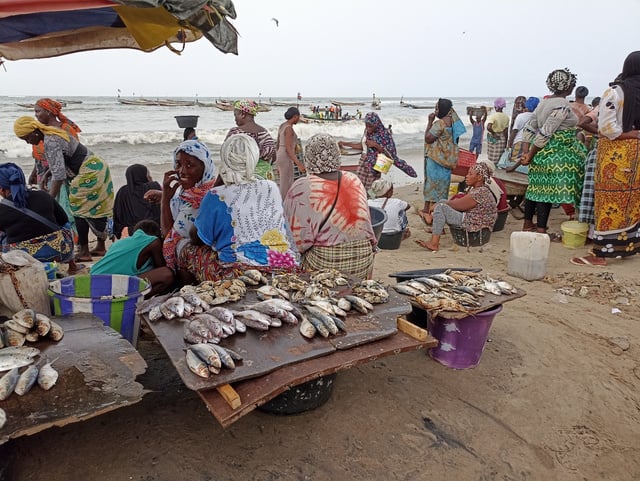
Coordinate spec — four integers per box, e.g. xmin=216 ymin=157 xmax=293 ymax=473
xmin=14 ymin=116 xmax=114 ymax=262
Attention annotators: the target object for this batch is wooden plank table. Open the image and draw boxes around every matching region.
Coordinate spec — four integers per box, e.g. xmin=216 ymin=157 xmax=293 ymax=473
xmin=493 ymin=168 xmax=529 ymax=197
xmin=0 ymin=314 xmax=147 ymax=445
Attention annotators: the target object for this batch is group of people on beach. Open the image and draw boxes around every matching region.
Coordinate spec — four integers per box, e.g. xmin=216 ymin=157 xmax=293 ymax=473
xmin=2 ymin=50 xmax=640 ymax=293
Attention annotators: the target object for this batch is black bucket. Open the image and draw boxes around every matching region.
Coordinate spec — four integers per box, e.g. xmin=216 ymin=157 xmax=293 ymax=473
xmin=258 ymin=374 xmax=337 ymax=415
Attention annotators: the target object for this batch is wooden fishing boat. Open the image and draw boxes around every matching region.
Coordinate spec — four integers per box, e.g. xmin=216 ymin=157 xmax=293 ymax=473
xmin=302 ymin=114 xmax=360 ymax=122
xmin=16 ymin=100 xmax=68 ymax=109
xmin=117 ymin=97 xmax=158 ymax=106
xmin=400 ymin=100 xmax=434 ymax=109
xmin=213 ymin=101 xmax=235 ymax=111
xmin=330 ymin=100 xmax=365 ymax=106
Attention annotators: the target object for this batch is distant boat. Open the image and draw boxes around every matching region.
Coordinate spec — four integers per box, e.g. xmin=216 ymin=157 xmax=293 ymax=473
xmin=117 ymin=97 xmax=195 ymax=106
xmin=268 ymin=98 xmax=310 ymax=107
xmin=400 ymin=100 xmax=434 ymax=109
xmin=58 ymin=99 xmax=83 ymax=105
xmin=16 ymin=99 xmax=70 ymax=109
xmin=302 ymin=114 xmax=360 ymax=122
xmin=331 ymin=100 xmax=365 ymax=106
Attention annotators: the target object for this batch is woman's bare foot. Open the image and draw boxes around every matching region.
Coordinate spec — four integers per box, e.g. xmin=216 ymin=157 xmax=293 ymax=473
xmin=415 ymin=239 xmax=439 ymax=251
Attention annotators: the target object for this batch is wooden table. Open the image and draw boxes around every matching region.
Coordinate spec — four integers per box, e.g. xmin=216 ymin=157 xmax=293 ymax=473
xmin=144 ymin=286 xmax=437 ymax=427
xmin=493 ymin=168 xmax=529 ymax=197
xmin=0 ymin=314 xmax=147 ymax=445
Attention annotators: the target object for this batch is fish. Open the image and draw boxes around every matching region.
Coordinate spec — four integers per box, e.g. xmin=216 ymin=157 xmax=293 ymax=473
xmin=234 ymin=310 xmax=272 ymax=329
xmin=496 ymin=281 xmax=517 ymax=295
xmin=306 ymin=314 xmax=330 ymax=338
xmin=0 ymin=407 xmax=5 ymax=429
xmin=0 ymin=367 xmax=20 ymax=400
xmin=148 ymin=305 xmax=164 ymax=322
xmin=14 ymin=364 xmax=39 ymax=396
xmin=0 ymin=353 xmax=34 ymax=372
xmin=35 ymin=313 xmax=51 ymax=337
xmin=278 ymin=310 xmax=299 ymax=325
xmin=11 ymin=309 xmax=35 ymax=329
xmin=330 ymin=315 xmax=348 ymax=332
xmin=299 ymin=318 xmax=316 ymax=339
xmin=411 ymin=277 xmax=442 ymax=289
xmin=430 ymin=273 xmax=456 ymax=284
xmin=37 ymin=359 xmax=58 ymax=391
xmin=181 ymin=292 xmax=204 ymax=308
xmin=48 ymin=320 xmax=64 ymax=341
xmin=336 ymin=298 xmax=352 ymax=311
xmin=185 ymin=349 xmax=209 ymax=378
xmin=242 ymin=269 xmax=264 ymax=283
xmin=481 ymin=280 xmax=502 ymax=296
xmin=343 ymin=295 xmax=374 ymax=314
xmin=4 ymin=328 xmax=25 ymax=347
xmin=163 ymin=297 xmax=185 ymax=317
xmin=393 ymin=283 xmax=424 ymax=297
xmin=207 ymin=307 xmax=235 ymax=325
xmin=188 ymin=343 xmax=221 ymax=370
xmin=208 ymin=344 xmax=235 ymax=369
xmin=4 ymin=319 xmax=29 ymax=335
xmin=159 ymin=302 xmax=176 ymax=320
xmin=0 ymin=346 xmax=40 ymax=358
xmin=234 ymin=319 xmax=246 ymax=333
xmin=192 ymin=313 xmax=223 ymax=338
xmin=222 ymin=347 xmax=243 ymax=362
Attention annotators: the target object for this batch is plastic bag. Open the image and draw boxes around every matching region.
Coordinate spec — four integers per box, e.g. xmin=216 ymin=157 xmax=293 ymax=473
xmin=497 ymin=148 xmax=512 ymax=169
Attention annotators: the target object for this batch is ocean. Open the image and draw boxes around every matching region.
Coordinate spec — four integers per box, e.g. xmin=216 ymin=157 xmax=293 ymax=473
xmin=0 ymin=95 xmax=509 ymax=189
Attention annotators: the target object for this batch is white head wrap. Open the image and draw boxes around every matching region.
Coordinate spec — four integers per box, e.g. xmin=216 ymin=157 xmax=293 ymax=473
xmin=369 ymin=177 xmax=393 ymax=199
xmin=218 ymin=133 xmax=259 ymax=185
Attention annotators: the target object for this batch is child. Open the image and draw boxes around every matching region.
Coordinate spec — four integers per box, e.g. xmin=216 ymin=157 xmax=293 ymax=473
xmin=468 ymin=107 xmax=487 ymax=156
xmin=91 ymin=220 xmax=174 ymax=297
xmin=368 ymin=178 xmax=411 ymax=239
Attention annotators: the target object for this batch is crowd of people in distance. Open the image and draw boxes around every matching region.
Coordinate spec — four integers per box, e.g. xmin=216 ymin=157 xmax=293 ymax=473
xmin=2 ymin=50 xmax=640 ymax=296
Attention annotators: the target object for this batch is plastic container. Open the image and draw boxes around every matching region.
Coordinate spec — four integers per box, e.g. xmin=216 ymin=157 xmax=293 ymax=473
xmin=378 ymin=230 xmax=403 ymax=250
xmin=453 ymin=148 xmax=477 ymax=176
xmin=492 ymin=208 xmax=509 ymax=232
xmin=174 ymin=115 xmax=199 ymax=128
xmin=561 ymin=221 xmax=588 ymax=249
xmin=43 ymin=262 xmax=58 ymax=280
xmin=369 ymin=206 xmax=388 ymax=242
xmin=507 ymin=232 xmax=550 ymax=281
xmin=427 ymin=305 xmax=502 ymax=369
xmin=448 ymin=182 xmax=459 ymax=198
xmin=373 ymin=153 xmax=393 ymax=173
xmin=48 ymin=274 xmax=150 ymax=346
xmin=258 ymin=374 xmax=337 ymax=414
xmin=450 ymin=225 xmax=491 ymax=247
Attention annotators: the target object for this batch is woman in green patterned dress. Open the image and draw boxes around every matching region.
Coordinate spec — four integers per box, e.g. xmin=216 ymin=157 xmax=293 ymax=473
xmin=519 ymin=68 xmax=587 ymax=235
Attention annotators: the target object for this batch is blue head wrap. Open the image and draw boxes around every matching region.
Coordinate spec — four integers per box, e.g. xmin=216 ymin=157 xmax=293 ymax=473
xmin=525 ymin=97 xmax=540 ymax=112
xmin=0 ymin=162 xmax=28 ymax=208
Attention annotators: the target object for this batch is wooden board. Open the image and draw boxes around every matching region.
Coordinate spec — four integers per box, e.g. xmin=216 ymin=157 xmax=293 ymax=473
xmin=0 ymin=314 xmax=147 ymax=445
xmin=144 ymin=288 xmax=411 ymax=392
xmin=198 ymin=328 xmax=437 ymax=428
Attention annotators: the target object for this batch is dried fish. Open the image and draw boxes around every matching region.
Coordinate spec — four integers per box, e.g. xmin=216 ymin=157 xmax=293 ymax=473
xmin=0 ymin=367 xmax=19 ymax=400
xmin=37 ymin=359 xmax=58 ymax=391
xmin=11 ymin=308 xmax=35 ymax=329
xmin=14 ymin=364 xmax=39 ymax=396
xmin=35 ymin=313 xmax=51 ymax=337
xmin=299 ymin=318 xmax=316 ymax=339
xmin=185 ymin=349 xmax=209 ymax=378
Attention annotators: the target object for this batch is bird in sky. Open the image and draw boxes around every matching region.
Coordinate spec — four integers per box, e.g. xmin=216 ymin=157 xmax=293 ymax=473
xmin=271 ymin=17 xmax=279 ymax=27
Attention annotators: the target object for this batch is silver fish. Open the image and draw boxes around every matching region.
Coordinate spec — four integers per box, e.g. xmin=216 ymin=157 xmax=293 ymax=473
xmin=35 ymin=313 xmax=51 ymax=337
xmin=0 ymin=367 xmax=20 ymax=400
xmin=0 ymin=353 xmax=34 ymax=372
xmin=0 ymin=407 xmax=5 ymax=429
xmin=393 ymin=284 xmax=424 ymax=297
xmin=207 ymin=307 xmax=235 ymax=325
xmin=343 ymin=295 xmax=373 ymax=314
xmin=4 ymin=328 xmax=25 ymax=347
xmin=185 ymin=349 xmax=209 ymax=378
xmin=25 ymin=331 xmax=39 ymax=342
xmin=48 ymin=320 xmax=64 ymax=342
xmin=159 ymin=302 xmax=176 ymax=320
xmin=242 ymin=269 xmax=263 ymax=283
xmin=496 ymin=281 xmax=517 ymax=295
xmin=222 ymin=347 xmax=243 ymax=362
xmin=306 ymin=314 xmax=330 ymax=338
xmin=12 ymin=309 xmax=36 ymax=329
xmin=208 ymin=344 xmax=235 ymax=369
xmin=336 ymin=297 xmax=352 ymax=311
xmin=235 ymin=310 xmax=272 ymax=326
xmin=148 ymin=305 xmax=164 ymax=322
xmin=163 ymin=297 xmax=185 ymax=317
xmin=330 ymin=315 xmax=348 ymax=332
xmin=188 ymin=343 xmax=222 ymax=370
xmin=4 ymin=319 xmax=29 ymax=335
xmin=37 ymin=359 xmax=58 ymax=391
xmin=299 ymin=318 xmax=316 ymax=339
xmin=0 ymin=346 xmax=40 ymax=358
xmin=14 ymin=364 xmax=39 ymax=396
xmin=268 ymin=316 xmax=282 ymax=328
xmin=482 ymin=280 xmax=502 ymax=296
xmin=181 ymin=292 xmax=204 ymax=308
xmin=192 ymin=313 xmax=223 ymax=338
xmin=234 ymin=319 xmax=247 ymax=333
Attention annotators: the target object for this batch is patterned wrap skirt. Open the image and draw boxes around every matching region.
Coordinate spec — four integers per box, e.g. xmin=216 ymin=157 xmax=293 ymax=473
xmin=302 ymin=239 xmax=374 ymax=280
xmin=68 ymin=154 xmax=114 ymax=219
xmin=592 ymin=137 xmax=640 ymax=259
xmin=423 ymin=157 xmax=451 ymax=203
xmin=525 ymin=129 xmax=587 ymax=205
xmin=1 ymin=227 xmax=74 ymax=263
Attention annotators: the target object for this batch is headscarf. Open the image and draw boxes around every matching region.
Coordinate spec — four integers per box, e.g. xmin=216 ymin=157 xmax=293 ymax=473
xmin=35 ymin=98 xmax=81 ymax=136
xmin=470 ymin=162 xmax=492 ymax=185
xmin=370 ymin=178 xmax=393 ymax=198
xmin=610 ymin=51 xmax=640 ymax=132
xmin=233 ymin=99 xmax=259 ymax=116
xmin=172 ymin=139 xmax=216 ymax=185
xmin=218 ymin=133 xmax=259 ymax=185
xmin=304 ymin=134 xmax=341 ymax=174
xmin=474 ymin=161 xmax=503 ymax=205
xmin=546 ymin=68 xmax=577 ymax=95
xmin=113 ymin=164 xmax=160 ymax=238
xmin=436 ymin=99 xmax=453 ymax=119
xmin=494 ymin=98 xmax=507 ymax=110
xmin=364 ymin=112 xmax=417 ymax=177
xmin=13 ymin=116 xmax=70 ymax=142
xmin=0 ymin=162 xmax=28 ymax=208
xmin=525 ymin=97 xmax=540 ymax=112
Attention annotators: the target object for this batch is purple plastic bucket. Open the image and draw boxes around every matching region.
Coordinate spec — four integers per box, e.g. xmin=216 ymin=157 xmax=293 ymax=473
xmin=427 ymin=305 xmax=502 ymax=369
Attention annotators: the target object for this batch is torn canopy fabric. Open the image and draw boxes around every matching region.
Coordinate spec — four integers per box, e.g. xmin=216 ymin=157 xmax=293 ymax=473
xmin=0 ymin=0 xmax=238 ymax=60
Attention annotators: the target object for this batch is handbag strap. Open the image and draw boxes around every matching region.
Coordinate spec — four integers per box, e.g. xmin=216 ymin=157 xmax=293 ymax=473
xmin=0 ymin=197 xmax=62 ymax=232
xmin=317 ymin=171 xmax=342 ymax=233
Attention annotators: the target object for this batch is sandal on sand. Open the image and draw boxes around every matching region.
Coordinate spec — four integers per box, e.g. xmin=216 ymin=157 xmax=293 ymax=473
xmin=67 ymin=263 xmax=87 ymax=274
xmin=570 ymin=256 xmax=606 ymax=267
xmin=75 ymin=256 xmax=93 ymax=262
xmin=548 ymin=232 xmax=562 ymax=242
xmin=417 ymin=211 xmax=433 ymax=226
xmin=414 ymin=239 xmax=438 ymax=252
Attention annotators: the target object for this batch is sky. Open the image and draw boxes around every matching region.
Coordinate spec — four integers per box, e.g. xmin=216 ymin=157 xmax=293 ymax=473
xmin=1 ymin=0 xmax=638 ymax=99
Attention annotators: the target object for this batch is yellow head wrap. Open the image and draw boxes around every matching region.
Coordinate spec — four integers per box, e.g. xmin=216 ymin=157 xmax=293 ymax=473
xmin=13 ymin=116 xmax=70 ymax=142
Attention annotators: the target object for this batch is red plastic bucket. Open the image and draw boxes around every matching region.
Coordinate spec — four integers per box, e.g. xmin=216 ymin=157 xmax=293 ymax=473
xmin=427 ymin=305 xmax=502 ymax=369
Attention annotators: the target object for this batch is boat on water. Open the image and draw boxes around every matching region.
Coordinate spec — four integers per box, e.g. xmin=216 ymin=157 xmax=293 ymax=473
xmin=117 ymin=97 xmax=196 ymax=107
xmin=331 ymin=100 xmax=366 ymax=106
xmin=16 ymin=99 xmax=70 ymax=109
xmin=214 ymin=100 xmax=271 ymax=112
xmin=302 ymin=114 xmax=360 ymax=123
xmin=268 ymin=99 xmax=310 ymax=107
xmin=58 ymin=99 xmax=83 ymax=104
xmin=400 ymin=100 xmax=435 ymax=109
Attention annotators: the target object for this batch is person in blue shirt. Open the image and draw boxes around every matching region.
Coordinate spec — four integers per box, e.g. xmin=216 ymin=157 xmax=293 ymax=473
xmin=468 ymin=106 xmax=487 ymax=156
xmin=91 ymin=220 xmax=173 ymax=297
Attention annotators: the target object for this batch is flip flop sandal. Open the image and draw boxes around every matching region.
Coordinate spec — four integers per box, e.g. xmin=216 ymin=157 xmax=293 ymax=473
xmin=548 ymin=232 xmax=563 ymax=242
xmin=89 ymin=250 xmax=106 ymax=257
xmin=570 ymin=256 xmax=606 ymax=267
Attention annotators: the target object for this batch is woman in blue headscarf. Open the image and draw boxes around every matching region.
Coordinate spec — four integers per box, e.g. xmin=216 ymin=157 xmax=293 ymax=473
xmin=339 ymin=112 xmax=417 ymax=190
xmin=0 ymin=162 xmax=75 ymax=266
xmin=161 ymin=139 xmax=217 ymax=283
xmin=419 ymin=98 xmax=466 ymax=221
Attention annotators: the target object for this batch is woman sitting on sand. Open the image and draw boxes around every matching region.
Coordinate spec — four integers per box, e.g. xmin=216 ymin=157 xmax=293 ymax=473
xmin=338 ymin=112 xmax=416 ymax=190
xmin=0 ymin=162 xmax=76 ymax=269
xmin=14 ymin=116 xmax=114 ymax=264
xmin=161 ymin=139 xmax=218 ymax=285
xmin=182 ymin=134 xmax=299 ymax=282
xmin=285 ymin=134 xmax=377 ymax=279
xmin=226 ymin=100 xmax=276 ymax=180
xmin=416 ymin=163 xmax=497 ymax=252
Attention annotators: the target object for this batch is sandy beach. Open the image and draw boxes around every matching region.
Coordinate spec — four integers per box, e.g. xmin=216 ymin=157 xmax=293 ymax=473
xmin=3 ymin=179 xmax=640 ymax=481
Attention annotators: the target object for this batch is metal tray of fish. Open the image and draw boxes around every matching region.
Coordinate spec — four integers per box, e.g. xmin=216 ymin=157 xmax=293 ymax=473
xmin=389 ymin=267 xmax=482 ymax=282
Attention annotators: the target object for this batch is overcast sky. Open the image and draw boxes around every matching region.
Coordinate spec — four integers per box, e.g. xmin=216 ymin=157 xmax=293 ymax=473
xmin=1 ymin=0 xmax=637 ymax=99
